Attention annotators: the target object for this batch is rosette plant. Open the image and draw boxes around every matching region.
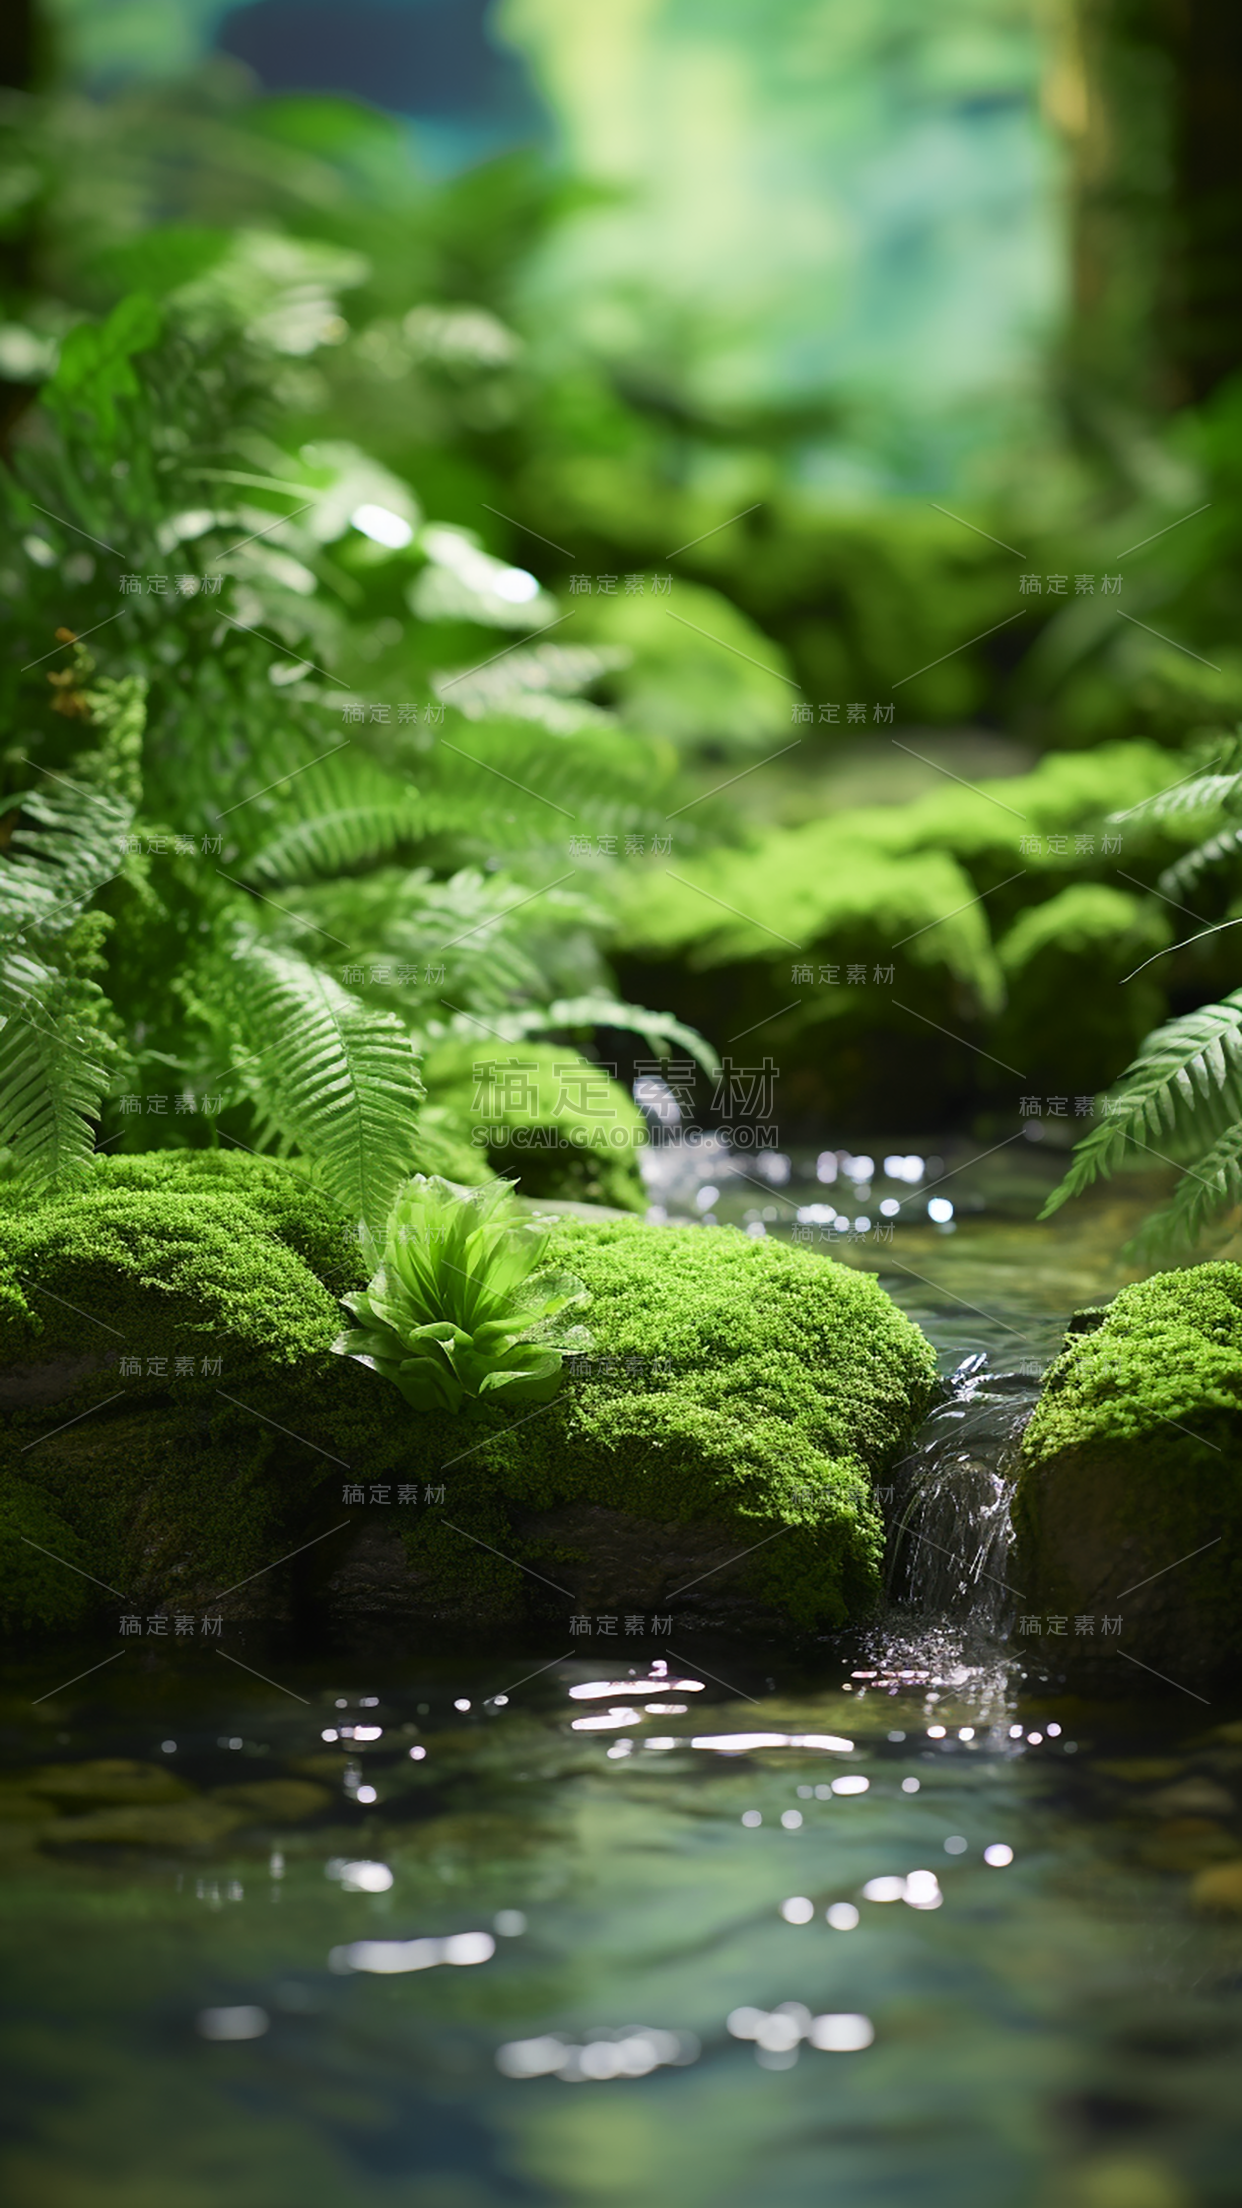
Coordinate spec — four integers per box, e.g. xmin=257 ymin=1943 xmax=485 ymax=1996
xmin=332 ymin=1174 xmax=592 ymax=1415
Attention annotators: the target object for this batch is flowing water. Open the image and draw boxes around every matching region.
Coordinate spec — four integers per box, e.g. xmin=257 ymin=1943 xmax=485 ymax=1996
xmin=3 ymin=1138 xmax=1241 ymax=2208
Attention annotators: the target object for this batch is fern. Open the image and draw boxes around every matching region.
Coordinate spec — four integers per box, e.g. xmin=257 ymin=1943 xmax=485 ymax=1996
xmin=234 ymin=745 xmax=424 ymax=885
xmin=459 ymin=992 xmax=722 ymax=1076
xmin=1 ymin=306 xmax=717 ymax=1211
xmin=0 ymin=934 xmax=117 ymax=1189
xmin=1158 ymin=826 xmax=1242 ymax=905
xmin=1031 ymin=725 xmax=1242 ymax=1254
xmin=417 ymin=722 xmax=676 ymax=847
xmin=1042 ymin=990 xmax=1242 ymax=1249
xmin=1111 ymin=771 xmax=1242 ymax=826
xmin=0 ymin=738 xmax=136 ymax=1187
xmin=222 ymin=941 xmax=425 ymax=1234
xmin=0 ymin=777 xmax=131 ymax=940
xmin=288 ymin=864 xmax=597 ymax=1010
xmin=1126 ymin=1119 xmax=1242 ymax=1263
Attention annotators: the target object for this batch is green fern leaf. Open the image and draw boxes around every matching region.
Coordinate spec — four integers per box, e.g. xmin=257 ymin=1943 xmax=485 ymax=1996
xmin=223 ymin=941 xmax=425 ymax=1233
xmin=0 ymin=948 xmax=112 ymax=1188
xmin=0 ymin=779 xmax=132 ymax=939
xmin=240 ymin=747 xmax=424 ymax=884
xmin=463 ymin=993 xmax=721 ymax=1077
xmin=1041 ymin=990 xmax=1242 ymax=1216
xmin=1111 ymin=771 xmax=1242 ymax=827
xmin=419 ymin=724 xmax=675 ymax=845
xmin=1124 ymin=1119 xmax=1242 ymax=1263
xmin=1158 ymin=826 xmax=1242 ymax=905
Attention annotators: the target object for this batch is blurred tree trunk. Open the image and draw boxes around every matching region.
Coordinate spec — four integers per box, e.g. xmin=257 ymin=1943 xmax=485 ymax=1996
xmin=1165 ymin=1 xmax=1242 ymax=401
xmin=0 ymin=0 xmax=36 ymax=90
xmin=0 ymin=0 xmax=50 ymax=452
xmin=1059 ymin=0 xmax=1242 ymax=414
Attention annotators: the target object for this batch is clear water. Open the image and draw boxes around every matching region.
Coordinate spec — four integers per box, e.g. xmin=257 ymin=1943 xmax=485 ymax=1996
xmin=4 ymin=1141 xmax=1240 ymax=2208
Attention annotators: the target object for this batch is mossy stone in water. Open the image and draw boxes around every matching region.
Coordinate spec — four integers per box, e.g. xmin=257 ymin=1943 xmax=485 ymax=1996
xmin=41 ymin=1800 xmax=248 ymax=1849
xmin=20 ymin=1760 xmax=194 ymax=1807
xmin=0 ymin=1154 xmax=936 ymax=1636
xmin=1192 ymin=1860 xmax=1242 ymax=1912
xmin=212 ymin=1779 xmax=333 ymax=1821
xmin=0 ymin=1152 xmax=368 ymax=1627
xmin=380 ymin=1215 xmax=938 ymax=1631
xmin=1014 ymin=1264 xmax=1242 ymax=1686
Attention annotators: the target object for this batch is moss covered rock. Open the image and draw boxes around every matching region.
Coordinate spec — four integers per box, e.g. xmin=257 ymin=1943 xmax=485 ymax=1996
xmin=422 ymin=1038 xmax=648 ymax=1211
xmin=989 ymin=884 xmax=1171 ymax=1100
xmin=1 ymin=1152 xmax=936 ymax=1637
xmin=0 ymin=1151 xmax=366 ymax=1624
xmin=609 ymin=741 xmax=1186 ymax=1127
xmin=369 ymin=1213 xmax=938 ymax=1631
xmin=1014 ymin=1265 xmax=1242 ymax=1685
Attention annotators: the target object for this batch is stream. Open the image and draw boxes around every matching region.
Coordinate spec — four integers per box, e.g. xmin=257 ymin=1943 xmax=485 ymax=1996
xmin=2 ymin=1136 xmax=1240 ymax=2208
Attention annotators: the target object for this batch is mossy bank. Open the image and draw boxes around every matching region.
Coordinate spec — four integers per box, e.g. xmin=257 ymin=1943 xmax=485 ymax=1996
xmin=1014 ymin=1264 xmax=1242 ymax=1686
xmin=0 ymin=1152 xmax=936 ymax=1640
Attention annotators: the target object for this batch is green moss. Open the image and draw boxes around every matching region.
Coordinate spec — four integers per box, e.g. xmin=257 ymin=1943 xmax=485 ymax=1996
xmin=423 ymin=1038 xmax=648 ymax=1211
xmin=612 ymin=743 xmax=1179 ymax=969
xmin=990 ymin=884 xmax=1172 ymax=1096
xmin=609 ymin=741 xmax=1186 ymax=1124
xmin=0 ymin=1152 xmax=367 ymax=1630
xmin=0 ymin=1476 xmax=96 ymax=1630
xmin=24 ymin=1147 xmax=370 ymax=1299
xmin=1 ymin=1155 xmax=936 ymax=1635
xmin=1014 ymin=1266 xmax=1242 ymax=1678
xmin=613 ymin=833 xmax=1001 ymax=1005
xmin=0 ymin=1164 xmax=354 ymax=1373
xmin=1021 ymin=1265 xmax=1242 ymax=1463
xmin=392 ymin=1217 xmax=938 ymax=1628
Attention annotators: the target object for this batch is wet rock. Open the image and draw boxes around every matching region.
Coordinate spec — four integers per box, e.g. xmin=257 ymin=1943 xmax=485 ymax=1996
xmin=1043 ymin=2151 xmax=1193 ymax=2208
xmin=1142 ymin=1778 xmax=1235 ymax=1818
xmin=1190 ymin=1859 xmax=1242 ymax=1913
xmin=211 ymin=1779 xmax=332 ymax=1821
xmin=507 ymin=1499 xmax=781 ymax=1623
xmin=287 ymin=1753 xmax=351 ymax=1782
xmin=1137 ymin=1820 xmax=1240 ymax=1872
xmin=1095 ymin=1759 xmax=1186 ymax=1783
xmin=0 ymin=1786 xmax=53 ymax=1821
xmin=3 ymin=1154 xmax=938 ymax=1640
xmin=1064 ymin=1307 xmax=1111 ymax=1339
xmin=0 ymin=1354 xmax=115 ymax=1407
xmin=1013 ymin=1266 xmax=1242 ymax=1690
xmin=41 ymin=1800 xmax=247 ymax=1848
xmin=20 ymin=1758 xmax=193 ymax=1807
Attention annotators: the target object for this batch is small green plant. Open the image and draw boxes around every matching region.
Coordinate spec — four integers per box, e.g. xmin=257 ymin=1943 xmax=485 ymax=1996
xmin=1043 ymin=730 xmax=1242 ymax=1257
xmin=331 ymin=1174 xmax=592 ymax=1414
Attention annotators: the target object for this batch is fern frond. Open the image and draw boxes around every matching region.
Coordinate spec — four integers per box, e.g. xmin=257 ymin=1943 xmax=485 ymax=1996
xmin=1124 ymin=1120 xmax=1242 ymax=1263
xmin=1111 ymin=772 xmax=1242 ymax=827
xmin=0 ymin=765 xmax=131 ymax=1186
xmin=418 ymin=723 xmax=675 ymax=845
xmin=1157 ymin=826 xmax=1242 ymax=905
xmin=1040 ymin=990 xmax=1242 ymax=1216
xmin=239 ymin=747 xmax=424 ymax=884
xmin=458 ymin=993 xmax=721 ymax=1077
xmin=79 ymin=672 xmax=147 ymax=807
xmin=0 ymin=948 xmax=113 ymax=1189
xmin=224 ymin=941 xmax=425 ymax=1233
xmin=0 ymin=779 xmax=132 ymax=940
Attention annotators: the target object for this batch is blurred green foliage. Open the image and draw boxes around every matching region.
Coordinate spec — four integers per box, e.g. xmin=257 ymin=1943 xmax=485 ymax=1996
xmin=5 ymin=51 xmax=1242 ymax=1179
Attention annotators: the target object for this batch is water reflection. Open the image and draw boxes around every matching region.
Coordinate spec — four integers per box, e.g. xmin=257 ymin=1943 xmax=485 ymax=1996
xmin=1 ymin=1638 xmax=1240 ymax=2206
xmin=1 ymin=1136 xmax=1239 ymax=2206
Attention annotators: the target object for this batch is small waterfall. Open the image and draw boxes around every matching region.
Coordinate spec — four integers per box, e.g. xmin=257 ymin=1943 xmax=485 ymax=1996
xmin=885 ymin=1353 xmax=1038 ymax=1640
